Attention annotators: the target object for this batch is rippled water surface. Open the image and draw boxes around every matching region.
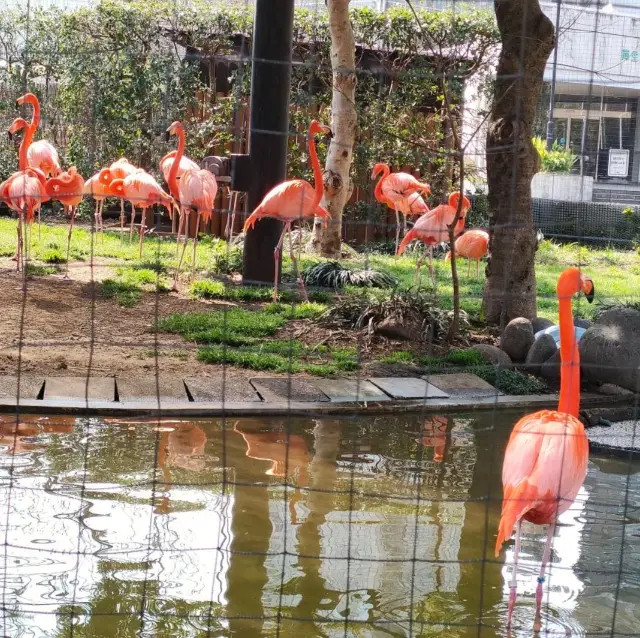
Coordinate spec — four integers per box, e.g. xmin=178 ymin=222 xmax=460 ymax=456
xmin=0 ymin=411 xmax=638 ymax=637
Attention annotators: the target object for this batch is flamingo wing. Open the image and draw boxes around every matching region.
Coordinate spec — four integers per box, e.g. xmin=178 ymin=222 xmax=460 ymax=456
xmin=161 ymin=154 xmax=200 ymax=183
xmin=27 ymin=140 xmax=61 ymax=177
xmin=179 ymin=169 xmax=218 ymax=216
xmin=255 ymin=179 xmax=317 ymax=220
xmin=496 ymin=409 xmax=588 ymax=556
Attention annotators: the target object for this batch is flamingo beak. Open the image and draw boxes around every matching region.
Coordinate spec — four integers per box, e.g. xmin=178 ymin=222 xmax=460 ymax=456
xmin=7 ymin=131 xmax=12 ymax=141
xmin=165 ymin=128 xmax=171 ymax=141
xmin=582 ymin=277 xmax=595 ymax=303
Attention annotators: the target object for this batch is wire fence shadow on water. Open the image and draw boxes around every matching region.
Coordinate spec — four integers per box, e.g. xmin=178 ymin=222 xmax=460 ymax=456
xmin=0 ymin=0 xmax=639 ymax=637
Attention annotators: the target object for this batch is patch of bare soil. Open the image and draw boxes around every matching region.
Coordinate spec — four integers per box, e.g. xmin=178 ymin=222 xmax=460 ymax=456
xmin=0 ymin=265 xmax=252 ymax=384
xmin=0 ymin=262 xmax=484 ymax=383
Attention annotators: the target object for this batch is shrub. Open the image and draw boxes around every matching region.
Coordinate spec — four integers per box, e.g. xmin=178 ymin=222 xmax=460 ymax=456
xmin=302 ymin=261 xmax=396 ymax=289
xmin=532 ymin=137 xmax=578 ymax=174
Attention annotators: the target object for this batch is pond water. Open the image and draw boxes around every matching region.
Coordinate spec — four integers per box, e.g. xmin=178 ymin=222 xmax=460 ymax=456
xmin=0 ymin=410 xmax=638 ymax=637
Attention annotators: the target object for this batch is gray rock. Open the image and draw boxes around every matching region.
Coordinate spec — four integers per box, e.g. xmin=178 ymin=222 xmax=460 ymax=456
xmin=470 ymin=344 xmax=512 ymax=368
xmin=540 ymin=349 xmax=561 ymax=380
xmin=376 ymin=315 xmax=423 ymax=341
xmin=597 ymin=383 xmax=634 ymax=397
xmin=524 ymin=334 xmax=557 ymax=376
xmin=579 ymin=307 xmax=640 ymax=392
xmin=532 ymin=317 xmax=555 ymax=333
xmin=500 ymin=317 xmax=535 ymax=362
xmin=574 ymin=317 xmax=591 ymax=329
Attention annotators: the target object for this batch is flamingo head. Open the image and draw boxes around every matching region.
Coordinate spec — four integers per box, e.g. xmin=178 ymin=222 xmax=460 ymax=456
xmin=165 ymin=120 xmax=183 ymax=141
xmin=16 ymin=93 xmax=38 ymax=108
xmin=371 ymin=162 xmax=389 ymax=180
xmin=448 ymin=191 xmax=471 ymax=215
xmin=557 ymin=267 xmax=595 ymax=303
xmin=308 ymin=120 xmax=332 ymax=140
xmin=7 ymin=117 xmax=28 ymax=140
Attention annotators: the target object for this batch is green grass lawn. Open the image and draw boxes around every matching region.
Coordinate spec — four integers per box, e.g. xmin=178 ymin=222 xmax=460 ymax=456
xmin=4 ymin=217 xmax=634 ymax=387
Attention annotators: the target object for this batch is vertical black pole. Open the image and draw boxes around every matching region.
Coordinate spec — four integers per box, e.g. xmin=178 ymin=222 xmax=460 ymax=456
xmin=242 ymin=0 xmax=295 ymax=285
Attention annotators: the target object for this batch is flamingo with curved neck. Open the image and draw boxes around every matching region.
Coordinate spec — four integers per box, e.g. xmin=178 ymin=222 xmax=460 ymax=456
xmin=242 ymin=119 xmax=332 ymax=301
xmin=371 ymin=162 xmax=431 ymax=254
xmin=495 ymin=267 xmax=594 ymax=630
xmin=16 ymin=93 xmax=61 ymax=177
xmin=164 ymin=121 xmax=201 ymax=247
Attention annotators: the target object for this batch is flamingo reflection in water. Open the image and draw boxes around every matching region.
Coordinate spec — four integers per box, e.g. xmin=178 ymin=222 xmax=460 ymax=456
xmin=0 ymin=415 xmax=74 ymax=455
xmin=416 ymin=416 xmax=449 ymax=462
xmin=233 ymin=420 xmax=310 ymax=524
xmin=156 ymin=422 xmax=207 ymax=514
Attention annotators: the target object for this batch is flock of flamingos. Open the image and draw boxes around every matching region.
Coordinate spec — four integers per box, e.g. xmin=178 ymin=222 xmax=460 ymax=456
xmin=0 ymin=95 xmax=600 ymax=629
xmin=0 ymin=97 xmax=489 ymax=293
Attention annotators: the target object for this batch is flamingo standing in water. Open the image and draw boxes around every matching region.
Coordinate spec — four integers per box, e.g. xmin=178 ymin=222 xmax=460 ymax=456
xmin=110 ymin=169 xmax=174 ymax=257
xmin=396 ymin=191 xmax=471 ymax=284
xmin=371 ymin=163 xmax=431 ymax=254
xmin=99 ymin=157 xmax=138 ymax=235
xmin=46 ymin=167 xmax=85 ymax=278
xmin=243 ymin=119 xmax=332 ymax=301
xmin=495 ymin=267 xmax=594 ymax=630
xmin=0 ymin=167 xmax=48 ymax=271
xmin=444 ymin=229 xmax=489 ymax=278
xmin=165 ymin=121 xmax=218 ymax=284
xmin=16 ymin=93 xmax=61 ymax=178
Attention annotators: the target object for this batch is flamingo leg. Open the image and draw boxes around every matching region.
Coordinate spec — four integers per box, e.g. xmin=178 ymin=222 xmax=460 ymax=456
xmin=99 ymin=200 xmax=104 ymax=245
xmin=394 ymin=206 xmax=400 ymax=256
xmin=476 ymin=259 xmax=480 ymax=279
xmin=192 ymin=212 xmax=201 ymax=272
xmin=535 ymin=523 xmax=555 ymax=619
xmin=37 ymin=206 xmax=41 ymax=243
xmin=507 ymin=519 xmax=522 ymax=630
xmin=64 ymin=206 xmax=76 ymax=280
xmin=415 ymin=245 xmax=429 ymax=282
xmin=273 ymin=222 xmax=289 ymax=302
xmin=176 ymin=208 xmax=186 ymax=257
xmin=173 ymin=209 xmax=190 ymax=290
xmin=403 ymin=213 xmax=407 ymax=235
xmin=138 ymin=207 xmax=147 ymax=258
xmin=119 ymin=198 xmax=125 ymax=244
xmin=467 ymin=258 xmax=471 ymax=278
xmin=15 ymin=216 xmax=23 ymax=273
xmin=129 ymin=205 xmax=137 ymax=241
xmin=288 ymin=224 xmax=308 ymax=302
xmin=427 ymin=246 xmax=435 ymax=285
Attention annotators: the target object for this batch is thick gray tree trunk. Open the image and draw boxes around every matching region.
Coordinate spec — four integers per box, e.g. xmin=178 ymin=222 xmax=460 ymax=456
xmin=310 ymin=0 xmax=356 ymax=257
xmin=482 ymin=0 xmax=555 ymax=325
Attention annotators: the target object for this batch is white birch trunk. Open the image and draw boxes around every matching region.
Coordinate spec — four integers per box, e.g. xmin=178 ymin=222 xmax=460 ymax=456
xmin=310 ymin=0 xmax=357 ymax=257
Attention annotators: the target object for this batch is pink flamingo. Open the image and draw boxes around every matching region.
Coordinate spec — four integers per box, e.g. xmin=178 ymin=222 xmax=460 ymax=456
xmin=0 ymin=167 xmax=48 ymax=271
xmin=495 ymin=267 xmax=594 ymax=630
xmin=396 ymin=192 xmax=471 ymax=284
xmin=99 ymin=157 xmax=138 ymax=235
xmin=110 ymin=169 xmax=174 ymax=257
xmin=165 ymin=121 xmax=217 ymax=269
xmin=46 ymin=167 xmax=85 ymax=278
xmin=83 ymin=173 xmax=119 ymax=242
xmin=243 ymin=119 xmax=332 ymax=301
xmin=16 ymin=93 xmax=61 ymax=178
xmin=444 ymin=229 xmax=489 ymax=278
xmin=372 ymin=163 xmax=431 ymax=254
xmin=160 ymin=130 xmax=199 ymax=236
xmin=7 ymin=117 xmax=51 ymax=252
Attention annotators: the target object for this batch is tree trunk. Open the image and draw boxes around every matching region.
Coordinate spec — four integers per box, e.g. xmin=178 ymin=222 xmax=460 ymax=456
xmin=482 ymin=0 xmax=555 ymax=325
xmin=310 ymin=0 xmax=357 ymax=257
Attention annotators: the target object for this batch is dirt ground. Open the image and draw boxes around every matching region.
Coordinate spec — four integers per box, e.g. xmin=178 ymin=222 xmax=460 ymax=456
xmin=0 ymin=258 xmax=251 ymax=381
xmin=0 ymin=253 xmax=493 ymax=383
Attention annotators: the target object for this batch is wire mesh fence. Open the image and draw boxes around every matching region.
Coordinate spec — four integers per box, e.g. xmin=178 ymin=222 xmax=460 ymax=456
xmin=0 ymin=0 xmax=639 ymax=636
